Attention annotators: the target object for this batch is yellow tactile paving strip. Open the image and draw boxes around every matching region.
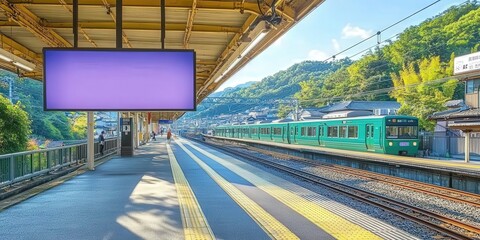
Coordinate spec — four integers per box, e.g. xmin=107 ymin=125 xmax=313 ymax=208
xmin=175 ymin=140 xmax=299 ymax=240
xmin=167 ymin=144 xmax=215 ymax=240
xmin=181 ymin=139 xmax=383 ymax=240
xmin=212 ymin=136 xmax=480 ymax=171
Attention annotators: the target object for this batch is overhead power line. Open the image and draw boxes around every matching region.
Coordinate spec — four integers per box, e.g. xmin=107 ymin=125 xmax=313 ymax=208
xmin=324 ymin=0 xmax=446 ymax=62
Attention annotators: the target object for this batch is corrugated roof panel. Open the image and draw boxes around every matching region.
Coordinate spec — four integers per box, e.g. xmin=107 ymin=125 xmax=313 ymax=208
xmin=0 ymin=26 xmax=47 ymax=53
xmin=26 ymin=5 xmax=112 ymax=22
xmin=194 ymin=9 xmax=249 ymax=27
xmin=124 ymin=7 xmax=188 ymax=23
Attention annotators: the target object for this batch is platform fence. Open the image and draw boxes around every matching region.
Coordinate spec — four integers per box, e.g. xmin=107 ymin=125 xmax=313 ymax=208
xmin=420 ymin=134 xmax=480 ymax=158
xmin=0 ymin=138 xmax=119 ymax=188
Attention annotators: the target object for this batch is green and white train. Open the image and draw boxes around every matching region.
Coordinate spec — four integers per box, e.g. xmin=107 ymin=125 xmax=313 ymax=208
xmin=213 ymin=115 xmax=419 ymax=156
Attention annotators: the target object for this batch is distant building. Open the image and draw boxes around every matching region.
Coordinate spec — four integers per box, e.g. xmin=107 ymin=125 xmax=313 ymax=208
xmin=286 ymin=101 xmax=400 ymax=120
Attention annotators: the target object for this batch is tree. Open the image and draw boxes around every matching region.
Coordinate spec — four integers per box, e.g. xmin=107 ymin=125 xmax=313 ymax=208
xmin=0 ymin=95 xmax=31 ymax=154
xmin=390 ymin=56 xmax=457 ymax=131
xmin=72 ymin=114 xmax=87 ymax=139
xmin=277 ymin=104 xmax=293 ymax=118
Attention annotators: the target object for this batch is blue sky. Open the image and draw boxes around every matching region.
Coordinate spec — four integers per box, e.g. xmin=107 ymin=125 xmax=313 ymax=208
xmin=217 ymin=0 xmax=466 ymax=91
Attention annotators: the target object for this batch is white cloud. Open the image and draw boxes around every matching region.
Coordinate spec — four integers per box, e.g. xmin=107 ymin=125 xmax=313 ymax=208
xmin=332 ymin=39 xmax=340 ymax=52
xmin=306 ymin=49 xmax=329 ymax=61
xmin=342 ymin=23 xmax=372 ymax=39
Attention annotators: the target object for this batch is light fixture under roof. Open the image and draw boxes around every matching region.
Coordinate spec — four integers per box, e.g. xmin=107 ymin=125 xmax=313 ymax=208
xmin=13 ymin=61 xmax=35 ymax=72
xmin=0 ymin=48 xmax=36 ymax=71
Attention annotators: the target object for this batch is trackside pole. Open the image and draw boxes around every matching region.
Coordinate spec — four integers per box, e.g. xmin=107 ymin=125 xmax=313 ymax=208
xmin=87 ymin=111 xmax=95 ymax=170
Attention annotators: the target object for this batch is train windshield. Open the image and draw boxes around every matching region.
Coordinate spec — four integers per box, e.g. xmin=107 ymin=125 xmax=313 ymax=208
xmin=386 ymin=126 xmax=418 ymax=139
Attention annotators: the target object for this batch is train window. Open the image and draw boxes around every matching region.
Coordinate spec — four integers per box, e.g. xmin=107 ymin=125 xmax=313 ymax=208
xmin=307 ymin=127 xmax=316 ymax=137
xmin=301 ymin=127 xmax=306 ymax=136
xmin=319 ymin=126 xmax=324 ymax=137
xmin=251 ymin=128 xmax=257 ymax=134
xmin=261 ymin=128 xmax=271 ymax=134
xmin=327 ymin=126 xmax=338 ymax=137
xmin=339 ymin=126 xmax=347 ymax=138
xmin=386 ymin=126 xmax=418 ymax=139
xmin=348 ymin=126 xmax=358 ymax=138
xmin=273 ymin=128 xmax=282 ymax=135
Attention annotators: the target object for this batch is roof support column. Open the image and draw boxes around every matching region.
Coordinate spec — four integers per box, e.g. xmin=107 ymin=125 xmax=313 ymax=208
xmin=87 ymin=112 xmax=95 ymax=170
xmin=465 ymin=131 xmax=471 ymax=163
xmin=134 ymin=113 xmax=139 ymax=149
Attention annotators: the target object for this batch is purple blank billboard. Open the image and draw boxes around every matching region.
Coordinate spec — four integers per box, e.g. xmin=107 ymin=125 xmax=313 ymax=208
xmin=43 ymin=48 xmax=195 ymax=111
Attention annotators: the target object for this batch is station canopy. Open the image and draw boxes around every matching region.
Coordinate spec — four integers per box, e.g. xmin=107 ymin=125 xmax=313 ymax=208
xmin=0 ymin=0 xmax=325 ymax=120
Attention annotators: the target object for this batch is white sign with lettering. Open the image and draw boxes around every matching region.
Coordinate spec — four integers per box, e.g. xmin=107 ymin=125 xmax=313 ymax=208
xmin=454 ymin=51 xmax=480 ymax=75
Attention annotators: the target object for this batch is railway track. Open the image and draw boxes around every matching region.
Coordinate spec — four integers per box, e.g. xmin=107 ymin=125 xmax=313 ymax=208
xmin=249 ymin=145 xmax=480 ymax=209
xmin=192 ymin=137 xmax=480 ymax=240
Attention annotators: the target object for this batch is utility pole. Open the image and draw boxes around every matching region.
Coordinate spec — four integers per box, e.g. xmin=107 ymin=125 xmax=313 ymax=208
xmin=8 ymin=76 xmax=13 ymax=103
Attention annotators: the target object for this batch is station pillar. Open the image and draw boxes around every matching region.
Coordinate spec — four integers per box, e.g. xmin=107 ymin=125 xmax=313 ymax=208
xmin=465 ymin=131 xmax=471 ymax=163
xmin=87 ymin=111 xmax=95 ymax=170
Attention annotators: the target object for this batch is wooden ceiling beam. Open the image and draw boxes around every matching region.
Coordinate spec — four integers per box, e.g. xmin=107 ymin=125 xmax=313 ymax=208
xmin=10 ymin=0 xmax=262 ymax=15
xmin=183 ymin=0 xmax=197 ymax=49
xmin=0 ymin=0 xmax=71 ymax=47
xmin=0 ymin=21 xmax=241 ymax=33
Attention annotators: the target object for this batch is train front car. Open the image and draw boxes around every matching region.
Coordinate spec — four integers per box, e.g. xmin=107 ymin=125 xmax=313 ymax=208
xmin=384 ymin=116 xmax=419 ymax=156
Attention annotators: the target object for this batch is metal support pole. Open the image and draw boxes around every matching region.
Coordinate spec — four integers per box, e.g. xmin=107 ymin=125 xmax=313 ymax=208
xmin=116 ymin=0 xmax=122 ymax=48
xmin=143 ymin=113 xmax=150 ymax=143
xmin=117 ymin=112 xmax=121 ymax=154
xmin=134 ymin=113 xmax=138 ymax=149
xmin=161 ymin=0 xmax=165 ymax=49
xmin=87 ymin=112 xmax=95 ymax=170
xmin=8 ymin=77 xmax=13 ymax=103
xmin=73 ymin=0 xmax=78 ymax=47
xmin=465 ymin=131 xmax=470 ymax=163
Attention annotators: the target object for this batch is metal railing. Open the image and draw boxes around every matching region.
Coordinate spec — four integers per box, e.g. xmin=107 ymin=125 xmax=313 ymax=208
xmin=0 ymin=138 xmax=119 ymax=188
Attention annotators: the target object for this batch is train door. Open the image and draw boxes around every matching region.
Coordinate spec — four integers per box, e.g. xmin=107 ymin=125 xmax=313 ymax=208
xmin=294 ymin=126 xmax=298 ymax=143
xmin=366 ymin=124 xmax=375 ymax=150
xmin=318 ymin=125 xmax=325 ymax=146
xmin=286 ymin=125 xmax=291 ymax=144
xmin=289 ymin=126 xmax=295 ymax=144
xmin=282 ymin=126 xmax=286 ymax=143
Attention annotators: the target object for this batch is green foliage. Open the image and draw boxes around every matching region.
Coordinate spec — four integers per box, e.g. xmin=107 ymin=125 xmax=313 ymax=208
xmin=277 ymin=104 xmax=293 ymax=118
xmin=72 ymin=114 xmax=87 ymax=139
xmin=0 ymin=72 xmax=83 ymax=140
xmin=0 ymin=95 xmax=31 ymax=154
xmin=390 ymin=56 xmax=457 ymax=131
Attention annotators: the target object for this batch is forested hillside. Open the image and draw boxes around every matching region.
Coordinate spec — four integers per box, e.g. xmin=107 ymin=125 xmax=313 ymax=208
xmin=0 ymin=72 xmax=87 ymax=141
xmin=191 ymin=2 xmax=480 ymax=131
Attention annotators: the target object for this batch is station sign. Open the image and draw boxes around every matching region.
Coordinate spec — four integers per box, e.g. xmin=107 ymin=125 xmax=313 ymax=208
xmin=386 ymin=118 xmax=418 ymax=126
xmin=454 ymin=51 xmax=480 ymax=75
xmin=159 ymin=120 xmax=173 ymax=124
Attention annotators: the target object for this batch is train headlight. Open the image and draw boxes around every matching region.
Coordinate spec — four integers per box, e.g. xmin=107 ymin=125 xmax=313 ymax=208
xmin=388 ymin=142 xmax=393 ymax=146
xmin=413 ymin=142 xmax=417 ymax=146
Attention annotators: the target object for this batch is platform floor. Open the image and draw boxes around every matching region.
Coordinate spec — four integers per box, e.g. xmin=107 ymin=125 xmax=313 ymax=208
xmin=0 ymin=137 xmax=418 ymax=240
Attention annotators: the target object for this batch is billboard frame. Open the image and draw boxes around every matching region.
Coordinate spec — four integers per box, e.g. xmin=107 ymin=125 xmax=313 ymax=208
xmin=43 ymin=47 xmax=196 ymax=111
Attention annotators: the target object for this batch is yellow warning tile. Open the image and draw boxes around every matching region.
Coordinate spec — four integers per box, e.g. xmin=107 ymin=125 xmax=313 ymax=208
xmin=167 ymin=144 xmax=215 ymax=240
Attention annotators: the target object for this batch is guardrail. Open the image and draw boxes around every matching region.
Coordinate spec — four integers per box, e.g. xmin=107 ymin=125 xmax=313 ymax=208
xmin=0 ymin=138 xmax=119 ymax=188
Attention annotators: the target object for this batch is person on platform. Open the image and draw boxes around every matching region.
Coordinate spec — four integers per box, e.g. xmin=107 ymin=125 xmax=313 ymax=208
xmin=151 ymin=131 xmax=156 ymax=141
xmin=166 ymin=128 xmax=172 ymax=144
xmin=99 ymin=131 xmax=105 ymax=155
